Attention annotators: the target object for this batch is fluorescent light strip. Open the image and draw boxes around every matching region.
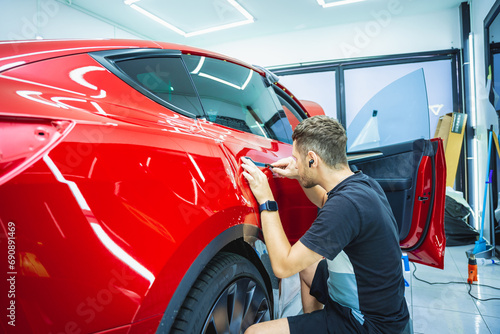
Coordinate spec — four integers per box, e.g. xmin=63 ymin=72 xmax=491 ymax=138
xmin=91 ymin=223 xmax=156 ymax=287
xmin=317 ymin=0 xmax=366 ymax=8
xmin=43 ymin=155 xmax=90 ymax=211
xmin=241 ymin=70 xmax=253 ymax=90
xmin=185 ymin=18 xmax=253 ymax=37
xmin=187 ymin=153 xmax=205 ymax=182
xmin=130 ymin=4 xmax=185 ymax=35
xmin=228 ymin=0 xmax=253 ymax=20
xmin=254 ymin=122 xmax=267 ymax=138
xmin=199 ymin=72 xmax=241 ymax=90
xmin=197 ymin=69 xmax=253 ymax=90
xmin=69 ymin=66 xmax=106 ymax=91
xmin=191 ymin=56 xmax=205 ymax=74
xmin=126 ymin=0 xmax=254 ymax=37
xmin=0 ymin=61 xmax=25 ymax=72
xmin=44 ymin=153 xmax=156 ymax=288
xmin=468 ymin=33 xmax=480 ymax=230
xmin=6 ymin=76 xmax=86 ymax=96
xmin=0 ymin=46 xmax=133 ymax=63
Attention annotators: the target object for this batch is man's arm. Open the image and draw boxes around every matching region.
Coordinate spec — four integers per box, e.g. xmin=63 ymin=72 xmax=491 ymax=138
xmin=271 ymin=157 xmax=328 ymax=208
xmin=259 ymin=211 xmax=323 ymax=278
xmin=241 ymin=157 xmax=323 ymax=278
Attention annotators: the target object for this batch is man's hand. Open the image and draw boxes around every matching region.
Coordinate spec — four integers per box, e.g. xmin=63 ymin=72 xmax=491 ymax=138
xmin=242 ymin=156 xmax=324 ymax=279
xmin=241 ymin=157 xmax=275 ymax=205
xmin=271 ymin=157 xmax=299 ymax=180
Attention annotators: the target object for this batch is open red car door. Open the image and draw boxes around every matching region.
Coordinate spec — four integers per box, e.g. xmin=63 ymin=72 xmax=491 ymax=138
xmin=348 ymin=138 xmax=446 ymax=269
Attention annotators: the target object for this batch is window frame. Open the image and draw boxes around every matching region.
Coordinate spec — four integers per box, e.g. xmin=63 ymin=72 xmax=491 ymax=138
xmin=269 ymin=49 xmax=462 ymax=132
xmin=270 ymin=49 xmax=465 ymax=193
xmin=273 ymin=86 xmax=309 ymax=122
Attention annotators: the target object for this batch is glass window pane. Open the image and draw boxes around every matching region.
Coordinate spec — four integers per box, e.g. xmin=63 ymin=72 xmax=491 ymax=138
xmin=277 ymin=71 xmax=337 ymax=119
xmin=276 ymin=92 xmax=304 ymax=131
xmin=344 ymin=60 xmax=453 ymax=151
xmin=115 ymin=57 xmax=204 ymax=117
xmin=183 ymin=55 xmax=293 ymax=143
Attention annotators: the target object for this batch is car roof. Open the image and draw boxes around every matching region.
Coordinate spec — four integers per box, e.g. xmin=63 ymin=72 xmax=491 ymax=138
xmin=0 ymin=39 xmax=261 ymax=74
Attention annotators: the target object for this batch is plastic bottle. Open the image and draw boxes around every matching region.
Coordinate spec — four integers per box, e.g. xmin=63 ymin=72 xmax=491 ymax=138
xmin=476 ymin=258 xmax=498 ymax=266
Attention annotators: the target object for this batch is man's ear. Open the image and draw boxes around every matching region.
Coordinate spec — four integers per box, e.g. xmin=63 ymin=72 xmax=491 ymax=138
xmin=307 ymin=151 xmax=318 ymax=168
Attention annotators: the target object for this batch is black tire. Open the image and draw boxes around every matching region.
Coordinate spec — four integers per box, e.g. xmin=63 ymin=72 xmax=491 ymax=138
xmin=171 ymin=252 xmax=271 ymax=333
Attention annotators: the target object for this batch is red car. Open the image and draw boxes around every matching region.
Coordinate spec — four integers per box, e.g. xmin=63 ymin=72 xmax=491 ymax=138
xmin=0 ymin=39 xmax=446 ymax=334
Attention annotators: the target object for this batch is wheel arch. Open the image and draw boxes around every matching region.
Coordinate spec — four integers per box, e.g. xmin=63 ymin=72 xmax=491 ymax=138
xmin=221 ymin=236 xmax=278 ymax=304
xmin=155 ymin=224 xmax=275 ymax=334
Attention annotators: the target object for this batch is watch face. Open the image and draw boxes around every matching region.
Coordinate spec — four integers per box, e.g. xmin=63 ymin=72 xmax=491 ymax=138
xmin=268 ymin=201 xmax=278 ymax=211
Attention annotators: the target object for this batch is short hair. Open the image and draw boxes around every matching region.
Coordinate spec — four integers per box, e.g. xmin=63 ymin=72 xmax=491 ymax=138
xmin=292 ymin=115 xmax=348 ymax=168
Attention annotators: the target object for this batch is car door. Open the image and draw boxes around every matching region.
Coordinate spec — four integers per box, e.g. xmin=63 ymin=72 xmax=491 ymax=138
xmin=348 ymin=139 xmax=446 ymax=269
xmin=344 ymin=68 xmax=446 ymax=269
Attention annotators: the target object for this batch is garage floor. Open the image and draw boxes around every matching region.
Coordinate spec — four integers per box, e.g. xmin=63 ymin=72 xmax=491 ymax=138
xmin=410 ymin=245 xmax=500 ymax=334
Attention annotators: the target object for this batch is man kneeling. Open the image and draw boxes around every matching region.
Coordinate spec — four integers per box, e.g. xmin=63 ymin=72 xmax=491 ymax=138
xmin=241 ymin=116 xmax=409 ymax=333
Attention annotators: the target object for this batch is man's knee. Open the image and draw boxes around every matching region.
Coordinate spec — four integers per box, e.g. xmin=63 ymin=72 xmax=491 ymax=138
xmin=245 ymin=318 xmax=290 ymax=333
xmin=244 ymin=324 xmax=258 ymax=334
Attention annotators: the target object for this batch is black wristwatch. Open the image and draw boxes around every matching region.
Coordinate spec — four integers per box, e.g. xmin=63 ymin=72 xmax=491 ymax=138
xmin=259 ymin=200 xmax=278 ymax=213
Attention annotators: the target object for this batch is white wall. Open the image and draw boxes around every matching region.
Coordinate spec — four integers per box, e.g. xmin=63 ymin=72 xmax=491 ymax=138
xmin=0 ymin=0 xmax=140 ymax=41
xmin=208 ymin=7 xmax=461 ymax=67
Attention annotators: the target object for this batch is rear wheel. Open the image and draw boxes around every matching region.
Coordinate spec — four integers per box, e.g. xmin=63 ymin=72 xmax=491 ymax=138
xmin=171 ymin=252 xmax=271 ymax=333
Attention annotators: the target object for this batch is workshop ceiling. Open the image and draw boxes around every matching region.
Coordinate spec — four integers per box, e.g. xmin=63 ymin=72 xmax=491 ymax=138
xmin=60 ymin=0 xmax=465 ymax=48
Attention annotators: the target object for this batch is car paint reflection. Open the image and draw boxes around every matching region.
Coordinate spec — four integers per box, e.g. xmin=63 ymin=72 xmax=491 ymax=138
xmin=44 ymin=154 xmax=156 ymax=287
xmin=90 ymin=223 xmax=155 ymax=287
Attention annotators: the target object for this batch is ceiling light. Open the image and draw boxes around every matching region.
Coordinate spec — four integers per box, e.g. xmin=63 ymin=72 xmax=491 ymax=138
xmin=317 ymin=0 xmax=366 ymax=8
xmin=129 ymin=3 xmax=185 ymax=35
xmin=124 ymin=0 xmax=254 ymax=37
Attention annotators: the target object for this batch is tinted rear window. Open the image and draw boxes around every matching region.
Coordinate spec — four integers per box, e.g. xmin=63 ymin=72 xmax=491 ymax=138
xmin=115 ymin=57 xmax=204 ymax=117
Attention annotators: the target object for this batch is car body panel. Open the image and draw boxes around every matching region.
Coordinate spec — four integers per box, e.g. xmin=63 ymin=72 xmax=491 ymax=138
xmin=0 ymin=54 xmax=262 ymax=332
xmin=400 ymin=138 xmax=446 ymax=268
xmin=0 ymin=119 xmax=263 ymax=332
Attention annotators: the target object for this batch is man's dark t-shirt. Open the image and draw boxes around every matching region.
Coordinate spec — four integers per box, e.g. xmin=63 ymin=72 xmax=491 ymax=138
xmin=300 ymin=171 xmax=409 ymax=333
